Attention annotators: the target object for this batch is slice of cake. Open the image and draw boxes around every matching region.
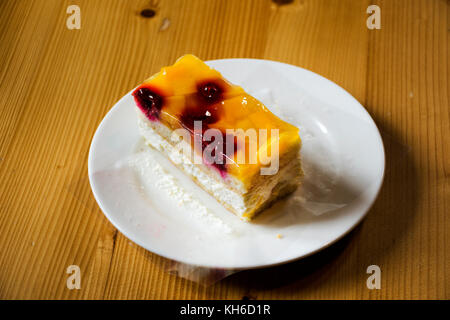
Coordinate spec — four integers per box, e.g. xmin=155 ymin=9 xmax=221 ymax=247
xmin=132 ymin=54 xmax=302 ymax=221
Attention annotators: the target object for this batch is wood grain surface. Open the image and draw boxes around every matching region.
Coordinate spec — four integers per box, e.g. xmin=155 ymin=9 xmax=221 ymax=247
xmin=0 ymin=0 xmax=448 ymax=299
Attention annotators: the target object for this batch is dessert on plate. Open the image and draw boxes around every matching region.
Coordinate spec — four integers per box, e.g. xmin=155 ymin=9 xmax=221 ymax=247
xmin=132 ymin=54 xmax=302 ymax=221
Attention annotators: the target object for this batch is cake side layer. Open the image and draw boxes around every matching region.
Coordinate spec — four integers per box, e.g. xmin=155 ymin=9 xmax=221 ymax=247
xmin=137 ymin=110 xmax=301 ymax=192
xmin=137 ymin=115 xmax=302 ymax=220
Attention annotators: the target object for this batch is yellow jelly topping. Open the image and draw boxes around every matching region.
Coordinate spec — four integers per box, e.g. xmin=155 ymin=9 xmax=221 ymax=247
xmin=133 ymin=54 xmax=301 ymax=186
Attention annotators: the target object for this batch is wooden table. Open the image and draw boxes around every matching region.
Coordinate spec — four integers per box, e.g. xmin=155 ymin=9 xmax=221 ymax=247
xmin=0 ymin=0 xmax=448 ymax=300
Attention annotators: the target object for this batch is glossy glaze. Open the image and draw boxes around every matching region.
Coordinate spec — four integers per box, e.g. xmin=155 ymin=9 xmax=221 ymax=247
xmin=133 ymin=55 xmax=300 ymax=181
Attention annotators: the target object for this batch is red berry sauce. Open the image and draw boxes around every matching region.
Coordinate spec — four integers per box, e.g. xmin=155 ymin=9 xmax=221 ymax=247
xmin=134 ymin=79 xmax=239 ymax=177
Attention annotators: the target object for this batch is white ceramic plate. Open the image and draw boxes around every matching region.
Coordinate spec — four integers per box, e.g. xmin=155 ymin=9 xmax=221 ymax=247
xmin=88 ymin=59 xmax=385 ymax=269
